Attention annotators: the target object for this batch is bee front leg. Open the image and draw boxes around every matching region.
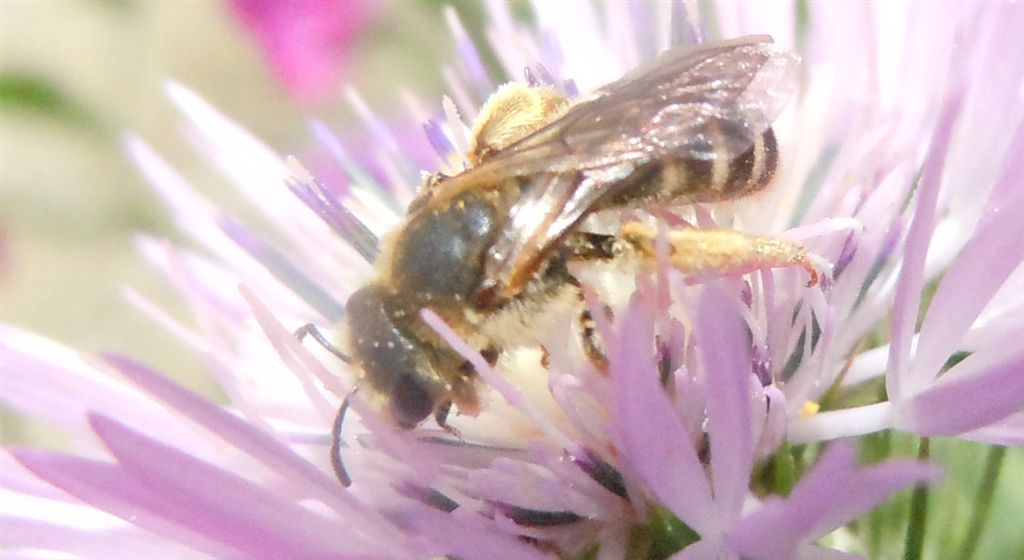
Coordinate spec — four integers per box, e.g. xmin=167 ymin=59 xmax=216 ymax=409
xmin=618 ymin=222 xmax=820 ymax=286
xmin=433 ymin=400 xmax=462 ymax=438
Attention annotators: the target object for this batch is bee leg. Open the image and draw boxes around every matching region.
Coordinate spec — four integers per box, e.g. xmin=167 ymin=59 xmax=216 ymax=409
xmin=618 ymin=222 xmax=820 ymax=287
xmin=480 ymin=346 xmax=500 ymax=366
xmin=579 ymin=305 xmax=609 ymax=372
xmin=294 ymin=323 xmax=353 ymax=363
xmin=330 ymin=393 xmax=353 ymax=487
xmin=565 ymin=231 xmax=619 ymax=261
xmin=433 ymin=400 xmax=462 ymax=438
xmin=564 ymin=274 xmax=610 ymax=372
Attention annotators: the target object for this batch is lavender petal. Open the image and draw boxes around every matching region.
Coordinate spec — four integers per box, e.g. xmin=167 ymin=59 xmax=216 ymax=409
xmin=423 ymin=119 xmax=455 ymax=161
xmin=909 ymin=182 xmax=1024 ymax=388
xmin=87 ymin=413 xmax=358 ymax=559
xmin=408 ymin=508 xmax=552 ymax=560
xmin=897 ymin=343 xmax=1024 ymax=437
xmin=728 ymin=444 xmax=940 ymax=559
xmin=610 ymin=294 xmax=713 ymax=534
xmin=697 ymin=283 xmax=755 ymax=525
xmin=11 ymin=448 xmax=238 ymax=559
xmin=886 ymin=91 xmax=964 ymax=400
xmin=285 ymin=169 xmax=380 ymax=264
xmin=101 ymin=354 xmax=404 ymax=549
xmin=218 ymin=215 xmax=345 ymax=321
xmin=958 ymin=412 xmax=1024 ymax=446
xmin=2 ymin=517 xmax=200 ymax=560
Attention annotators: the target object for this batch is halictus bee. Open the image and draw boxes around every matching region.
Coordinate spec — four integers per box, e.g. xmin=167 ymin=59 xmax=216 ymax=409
xmin=306 ymin=35 xmax=815 ymax=481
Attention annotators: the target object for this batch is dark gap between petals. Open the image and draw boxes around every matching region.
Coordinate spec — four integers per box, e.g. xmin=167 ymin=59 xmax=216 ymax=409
xmin=489 ymin=501 xmax=585 ymax=527
xmin=570 ymin=449 xmax=628 ymax=499
xmin=394 ymin=481 xmax=459 ymax=513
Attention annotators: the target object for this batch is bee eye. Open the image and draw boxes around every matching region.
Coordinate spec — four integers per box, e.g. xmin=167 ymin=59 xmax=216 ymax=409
xmin=390 ymin=371 xmax=435 ymax=428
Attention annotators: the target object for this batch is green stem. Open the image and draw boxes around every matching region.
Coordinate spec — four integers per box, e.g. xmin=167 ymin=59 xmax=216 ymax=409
xmin=773 ymin=441 xmax=797 ymax=496
xmin=957 ymin=445 xmax=1007 ymax=560
xmin=903 ymin=438 xmax=930 ymax=560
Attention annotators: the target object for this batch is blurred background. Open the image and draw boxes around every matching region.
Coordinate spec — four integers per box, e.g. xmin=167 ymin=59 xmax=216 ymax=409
xmin=1 ymin=1 xmax=465 ymax=395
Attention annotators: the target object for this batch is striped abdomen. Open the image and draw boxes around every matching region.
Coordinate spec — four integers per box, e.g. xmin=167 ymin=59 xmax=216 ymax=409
xmin=665 ymin=127 xmax=779 ymax=203
xmin=598 ymin=128 xmax=779 ymax=209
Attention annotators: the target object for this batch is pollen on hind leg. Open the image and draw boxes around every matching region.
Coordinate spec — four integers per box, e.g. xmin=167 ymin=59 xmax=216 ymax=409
xmin=618 ymin=222 xmax=821 ymax=286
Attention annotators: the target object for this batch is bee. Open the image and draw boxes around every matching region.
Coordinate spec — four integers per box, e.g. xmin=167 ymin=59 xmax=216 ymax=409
xmin=331 ymin=35 xmax=815 ymax=444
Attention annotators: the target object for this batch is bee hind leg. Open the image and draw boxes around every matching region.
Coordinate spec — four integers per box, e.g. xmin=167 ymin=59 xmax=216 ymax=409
xmin=618 ymin=222 xmax=820 ymax=287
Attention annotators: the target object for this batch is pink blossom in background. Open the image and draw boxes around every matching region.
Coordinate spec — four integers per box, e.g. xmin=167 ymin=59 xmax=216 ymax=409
xmin=229 ymin=0 xmax=371 ymax=103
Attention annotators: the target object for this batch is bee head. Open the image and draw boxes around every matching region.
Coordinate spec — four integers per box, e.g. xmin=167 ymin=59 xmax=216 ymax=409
xmin=345 ymin=284 xmax=444 ymax=428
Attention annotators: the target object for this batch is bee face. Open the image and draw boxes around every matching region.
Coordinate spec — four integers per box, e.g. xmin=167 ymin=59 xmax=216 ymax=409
xmin=340 ymin=35 xmax=806 ymax=433
xmin=345 ymin=285 xmax=442 ymax=427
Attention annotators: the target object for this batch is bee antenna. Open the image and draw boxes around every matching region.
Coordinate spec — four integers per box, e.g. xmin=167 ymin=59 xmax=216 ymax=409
xmin=294 ymin=323 xmax=352 ymax=363
xmin=330 ymin=390 xmax=356 ymax=487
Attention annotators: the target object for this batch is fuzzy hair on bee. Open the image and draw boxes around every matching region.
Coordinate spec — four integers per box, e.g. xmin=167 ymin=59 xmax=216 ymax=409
xmin=467 ymin=82 xmax=570 ymax=167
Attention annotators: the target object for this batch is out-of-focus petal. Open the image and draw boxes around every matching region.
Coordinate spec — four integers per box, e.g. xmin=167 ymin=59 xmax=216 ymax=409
xmin=88 ymin=413 xmax=363 ymax=559
xmin=406 ymin=507 xmax=553 ymax=560
xmin=101 ymin=354 xmax=399 ymax=544
xmin=1 ymin=517 xmax=202 ymax=560
xmin=229 ymin=0 xmax=371 ymax=103
xmin=958 ymin=412 xmax=1024 ymax=447
xmin=0 ymin=326 xmax=206 ymax=453
xmin=896 ymin=342 xmax=1024 ymax=437
xmin=796 ymin=546 xmax=862 ymax=560
xmin=886 ymin=92 xmax=963 ymax=401
xmin=671 ymin=537 xmax=723 ymax=560
xmin=728 ymin=444 xmax=940 ymax=560
xmin=11 ymin=448 xmax=240 ymax=558
xmin=910 ymin=186 xmax=1024 ymax=386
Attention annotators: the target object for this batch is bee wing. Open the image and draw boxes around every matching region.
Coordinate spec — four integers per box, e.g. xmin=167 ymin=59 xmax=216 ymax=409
xmin=480 ymin=171 xmax=598 ymax=297
xmin=452 ymin=35 xmax=798 ymax=187
xmin=462 ymin=36 xmax=799 ymax=299
xmin=567 ymin=34 xmax=798 ymax=164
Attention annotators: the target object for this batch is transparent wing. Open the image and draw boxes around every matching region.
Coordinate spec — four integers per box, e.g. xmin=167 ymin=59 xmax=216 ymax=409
xmin=442 ymin=34 xmax=798 ymax=194
xmin=445 ymin=36 xmax=799 ymax=298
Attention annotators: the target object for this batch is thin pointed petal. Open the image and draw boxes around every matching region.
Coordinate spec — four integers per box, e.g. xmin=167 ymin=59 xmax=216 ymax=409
xmin=11 ymin=448 xmax=238 ymax=558
xmin=611 ymin=296 xmax=713 ymax=533
xmin=887 ymin=91 xmax=964 ymax=400
xmin=896 ymin=342 xmax=1024 ymax=436
xmin=88 ymin=413 xmax=360 ymax=558
xmin=729 ymin=444 xmax=939 ymax=560
xmin=697 ymin=284 xmax=755 ymax=526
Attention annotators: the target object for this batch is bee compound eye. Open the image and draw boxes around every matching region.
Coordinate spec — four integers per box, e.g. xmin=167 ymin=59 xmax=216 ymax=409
xmin=389 ymin=371 xmax=435 ymax=428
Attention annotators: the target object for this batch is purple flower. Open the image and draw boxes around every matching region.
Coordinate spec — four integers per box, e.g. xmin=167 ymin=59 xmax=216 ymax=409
xmin=3 ymin=3 xmax=1021 ymax=559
